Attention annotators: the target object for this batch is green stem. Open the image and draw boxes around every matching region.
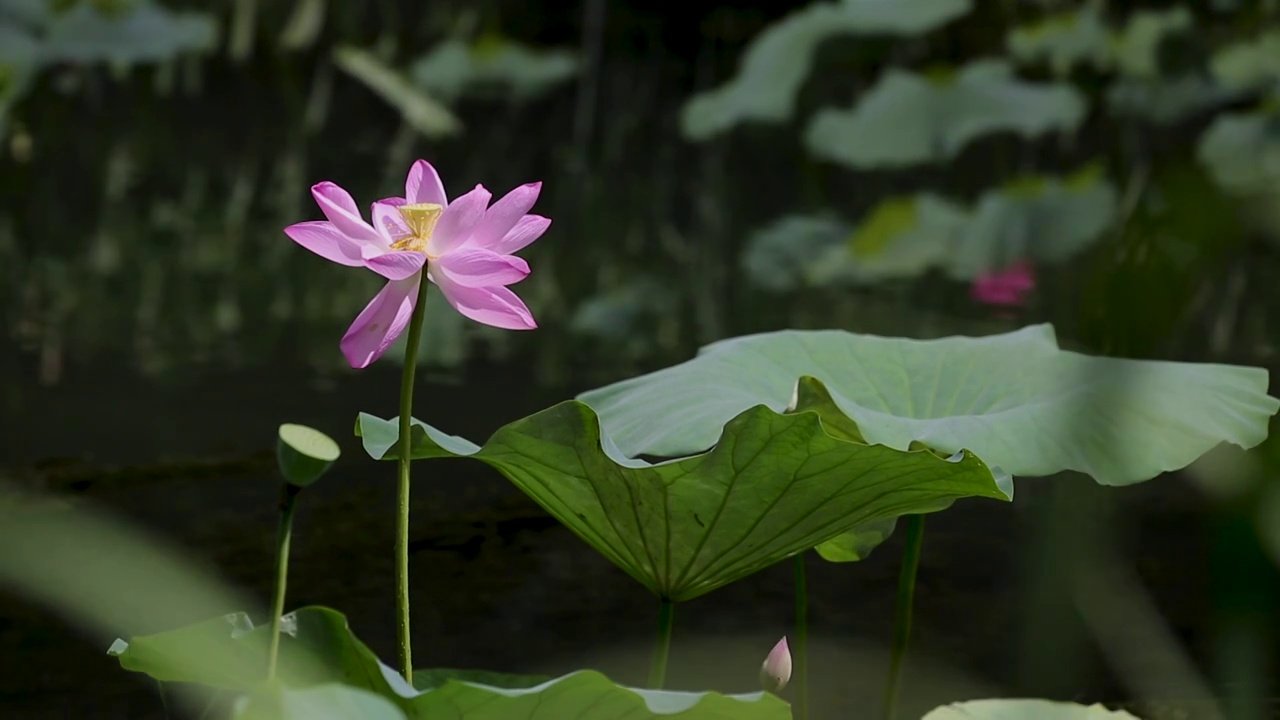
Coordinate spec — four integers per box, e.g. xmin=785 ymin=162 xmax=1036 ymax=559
xmin=395 ymin=278 xmax=432 ymax=684
xmin=648 ymin=598 xmax=675 ymax=689
xmin=266 ymin=483 xmax=301 ymax=682
xmin=793 ymin=552 xmax=810 ymax=720
xmin=883 ymin=515 xmax=925 ymax=720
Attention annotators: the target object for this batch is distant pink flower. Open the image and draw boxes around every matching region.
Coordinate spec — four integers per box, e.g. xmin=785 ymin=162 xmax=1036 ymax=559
xmin=285 ymin=160 xmax=549 ymax=368
xmin=759 ymin=637 xmax=792 ymax=693
xmin=971 ymin=260 xmax=1035 ymax=307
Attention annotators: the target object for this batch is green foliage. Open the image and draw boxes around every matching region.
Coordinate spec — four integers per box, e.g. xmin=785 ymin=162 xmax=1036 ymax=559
xmin=410 ymin=34 xmax=580 ymax=103
xmin=680 ymin=0 xmax=974 ymax=140
xmin=753 ymin=166 xmax=1117 ymax=288
xmin=276 ymin=424 xmax=340 ymax=487
xmin=111 ymin=607 xmax=790 ymax=720
xmin=356 ymin=381 xmax=1008 ymax=599
xmin=577 ymin=325 xmax=1278 ymax=486
xmin=803 ymin=59 xmax=1085 ymax=169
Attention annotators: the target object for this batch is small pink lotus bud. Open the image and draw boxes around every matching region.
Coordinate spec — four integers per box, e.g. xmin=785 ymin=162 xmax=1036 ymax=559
xmin=759 ymin=637 xmax=792 ymax=693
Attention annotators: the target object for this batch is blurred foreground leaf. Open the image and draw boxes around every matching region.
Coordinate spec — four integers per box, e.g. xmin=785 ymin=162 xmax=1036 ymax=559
xmin=114 ymin=607 xmax=790 ymax=719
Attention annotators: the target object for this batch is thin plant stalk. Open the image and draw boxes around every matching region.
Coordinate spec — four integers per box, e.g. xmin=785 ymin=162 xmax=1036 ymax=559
xmin=394 ymin=279 xmax=432 ymax=683
xmin=266 ymin=483 xmax=302 ymax=682
xmin=793 ymin=551 xmax=810 ymax=720
xmin=883 ymin=515 xmax=925 ymax=720
xmin=648 ymin=598 xmax=675 ymax=689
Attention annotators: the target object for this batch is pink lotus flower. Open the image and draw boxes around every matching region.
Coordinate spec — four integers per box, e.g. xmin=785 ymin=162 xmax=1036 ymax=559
xmin=285 ymin=160 xmax=549 ymax=368
xmin=971 ymin=259 xmax=1035 ymax=307
xmin=759 ymin=637 xmax=792 ymax=693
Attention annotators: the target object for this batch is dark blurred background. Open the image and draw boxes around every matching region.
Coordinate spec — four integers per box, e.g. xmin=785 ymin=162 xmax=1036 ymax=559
xmin=2 ymin=0 xmax=1280 ymax=718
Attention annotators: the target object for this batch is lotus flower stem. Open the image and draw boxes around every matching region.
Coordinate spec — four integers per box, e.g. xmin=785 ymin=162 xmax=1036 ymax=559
xmin=648 ymin=598 xmax=675 ymax=689
xmin=793 ymin=552 xmax=810 ymax=720
xmin=883 ymin=514 xmax=925 ymax=720
xmin=266 ymin=482 xmax=302 ymax=682
xmin=394 ymin=279 xmax=432 ymax=683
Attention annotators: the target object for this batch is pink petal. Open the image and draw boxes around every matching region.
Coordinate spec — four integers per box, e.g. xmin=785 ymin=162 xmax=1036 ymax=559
xmin=430 ymin=270 xmax=537 ymax=330
xmin=364 ymin=250 xmax=427 ymax=281
xmin=340 ymin=277 xmax=420 ymax=369
xmin=431 ymin=184 xmax=492 ymax=255
xmin=372 ymin=201 xmax=412 ymax=242
xmin=492 ymin=215 xmax=551 ymax=255
xmin=471 ymin=182 xmax=542 ymax=250
xmin=311 ymin=182 xmax=384 ymax=245
xmin=405 ymin=159 xmax=447 ymax=206
xmin=284 ymin=221 xmax=365 ymax=267
xmin=434 ymin=248 xmax=530 ymax=287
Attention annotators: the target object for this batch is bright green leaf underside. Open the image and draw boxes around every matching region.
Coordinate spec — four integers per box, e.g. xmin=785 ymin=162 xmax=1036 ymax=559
xmin=576 ymin=325 xmax=1279 ymax=487
xmin=356 ymin=379 xmax=1008 ymax=599
xmin=111 ymin=606 xmax=789 ymax=720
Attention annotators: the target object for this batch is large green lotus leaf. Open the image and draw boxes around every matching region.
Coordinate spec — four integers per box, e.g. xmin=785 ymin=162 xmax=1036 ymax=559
xmin=680 ymin=0 xmax=972 ymax=141
xmin=42 ymin=1 xmax=217 ymax=64
xmin=356 ymin=389 xmax=1007 ymax=600
xmin=804 ymin=59 xmax=1085 ymax=169
xmin=806 ymin=167 xmax=1115 ymax=285
xmin=1210 ymin=30 xmax=1280 ymax=91
xmin=235 ymin=684 xmax=406 ymax=720
xmin=921 ymin=699 xmax=1140 ymax=719
xmin=114 ymin=606 xmax=790 ymax=720
xmin=410 ymin=35 xmax=579 ymax=103
xmin=576 ymin=325 xmax=1279 ymax=487
xmin=1006 ymin=1 xmax=1112 ymax=77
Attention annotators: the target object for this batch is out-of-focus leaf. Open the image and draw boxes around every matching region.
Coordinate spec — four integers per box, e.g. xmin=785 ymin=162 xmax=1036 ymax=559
xmin=1112 ymin=6 xmax=1193 ymax=79
xmin=410 ymin=35 xmax=579 ymax=103
xmin=741 ymin=214 xmax=851 ymax=292
xmin=1211 ymin=31 xmax=1280 ymax=92
xmin=1107 ymin=75 xmax=1242 ymax=126
xmin=807 ymin=195 xmax=966 ymax=285
xmin=680 ymin=0 xmax=973 ymax=141
xmin=954 ymin=164 xmax=1117 ymax=277
xmin=1197 ymin=107 xmax=1280 ymax=237
xmin=234 ymin=684 xmax=406 ymax=720
xmin=569 ymin=277 xmax=677 ymax=350
xmin=278 ymin=0 xmax=325 ymax=51
xmin=43 ymin=1 xmax=217 ymax=64
xmin=333 ymin=45 xmax=461 ymax=138
xmin=804 ymin=59 xmax=1085 ymax=169
xmin=806 ymin=166 xmax=1116 ymax=284
xmin=1006 ymin=1 xmax=1111 ymax=76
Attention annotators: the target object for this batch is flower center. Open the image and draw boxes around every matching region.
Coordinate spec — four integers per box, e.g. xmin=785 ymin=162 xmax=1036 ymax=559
xmin=389 ymin=203 xmax=444 ymax=257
